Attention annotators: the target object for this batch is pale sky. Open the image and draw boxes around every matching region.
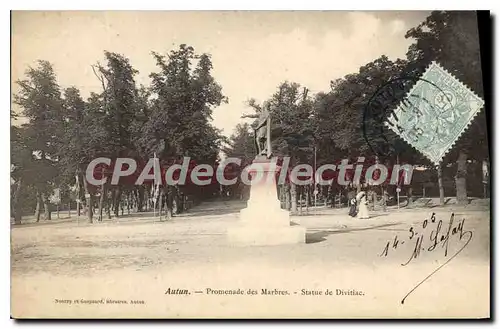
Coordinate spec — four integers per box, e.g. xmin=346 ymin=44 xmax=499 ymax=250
xmin=11 ymin=11 xmax=430 ymax=136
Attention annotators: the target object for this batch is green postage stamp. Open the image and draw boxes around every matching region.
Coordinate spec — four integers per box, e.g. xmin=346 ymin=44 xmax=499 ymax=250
xmin=385 ymin=61 xmax=485 ymax=165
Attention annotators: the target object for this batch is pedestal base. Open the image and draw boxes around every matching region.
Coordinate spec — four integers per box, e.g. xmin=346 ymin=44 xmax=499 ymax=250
xmin=226 ymin=157 xmax=306 ymax=246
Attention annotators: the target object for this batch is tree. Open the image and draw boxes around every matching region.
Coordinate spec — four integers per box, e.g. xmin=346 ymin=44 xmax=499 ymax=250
xmin=223 ymin=123 xmax=256 ymax=161
xmin=13 ymin=60 xmax=65 ymax=221
xmin=57 ymin=85 xmax=110 ymax=222
xmin=144 ymin=45 xmax=227 ymax=161
xmin=221 ymin=123 xmax=256 ymax=200
xmin=315 ymin=56 xmax=411 ymax=159
xmin=89 ymin=51 xmax=143 ymax=219
xmin=139 ymin=44 xmax=228 ymax=215
xmin=10 ymin=125 xmax=34 ymax=224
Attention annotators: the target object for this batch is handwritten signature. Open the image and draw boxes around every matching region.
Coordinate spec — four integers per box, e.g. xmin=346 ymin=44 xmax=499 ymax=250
xmin=379 ymin=212 xmax=473 ymax=304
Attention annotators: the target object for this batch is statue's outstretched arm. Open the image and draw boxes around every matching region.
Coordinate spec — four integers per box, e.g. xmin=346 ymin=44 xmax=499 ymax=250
xmin=255 ymin=120 xmax=267 ymax=130
xmin=241 ymin=113 xmax=259 ymax=119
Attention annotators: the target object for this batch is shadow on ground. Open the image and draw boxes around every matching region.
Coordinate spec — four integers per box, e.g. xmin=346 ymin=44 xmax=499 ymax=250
xmin=306 ymin=223 xmax=400 ymax=244
xmin=292 ymin=212 xmax=347 ymax=217
xmin=369 ymin=214 xmax=390 ymax=219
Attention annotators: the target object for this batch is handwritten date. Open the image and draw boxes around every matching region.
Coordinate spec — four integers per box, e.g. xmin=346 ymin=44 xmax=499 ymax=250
xmin=379 ymin=212 xmax=473 ymax=304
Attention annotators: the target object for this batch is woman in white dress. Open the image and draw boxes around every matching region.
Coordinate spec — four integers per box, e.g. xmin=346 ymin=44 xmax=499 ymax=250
xmin=356 ymin=191 xmax=370 ymax=219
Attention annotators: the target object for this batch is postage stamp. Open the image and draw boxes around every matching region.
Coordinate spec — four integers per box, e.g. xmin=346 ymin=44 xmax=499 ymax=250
xmin=385 ymin=61 xmax=485 ymax=165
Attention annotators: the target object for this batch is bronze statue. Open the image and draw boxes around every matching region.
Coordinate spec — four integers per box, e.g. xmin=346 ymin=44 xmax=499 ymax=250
xmin=253 ymin=102 xmax=272 ymax=158
xmin=240 ymin=101 xmax=273 ymax=158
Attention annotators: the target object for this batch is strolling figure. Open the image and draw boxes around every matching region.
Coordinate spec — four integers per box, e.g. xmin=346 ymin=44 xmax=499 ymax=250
xmin=356 ymin=191 xmax=370 ymax=219
xmin=348 ymin=197 xmax=358 ymax=217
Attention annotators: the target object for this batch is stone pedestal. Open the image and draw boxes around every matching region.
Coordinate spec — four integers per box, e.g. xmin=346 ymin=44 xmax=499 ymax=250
xmin=227 ymin=157 xmax=306 ymax=246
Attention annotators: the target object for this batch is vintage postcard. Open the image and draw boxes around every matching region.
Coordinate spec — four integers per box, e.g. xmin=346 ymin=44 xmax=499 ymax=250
xmin=10 ymin=10 xmax=490 ymax=319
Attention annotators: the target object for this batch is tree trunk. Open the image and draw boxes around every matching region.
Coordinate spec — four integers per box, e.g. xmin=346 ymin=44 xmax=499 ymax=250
xmin=105 ymin=189 xmax=111 ymax=219
xmin=35 ymin=190 xmax=41 ymax=222
xmin=482 ymin=160 xmax=489 ymax=198
xmin=381 ymin=186 xmax=387 ymax=212
xmin=13 ymin=178 xmax=23 ymax=225
xmin=299 ymin=189 xmax=303 ymax=215
xmin=98 ymin=184 xmax=106 ymax=221
xmin=113 ymin=187 xmax=122 ymax=217
xmin=305 ymin=186 xmax=309 ymax=212
xmin=290 ymin=182 xmax=297 ymax=212
xmin=307 ymin=185 xmax=311 ymax=207
xmin=127 ymin=192 xmax=130 ymax=215
xmin=137 ymin=186 xmax=144 ymax=212
xmin=133 ymin=189 xmax=139 ymax=212
xmin=284 ymin=184 xmax=291 ymax=210
xmin=172 ymin=192 xmax=178 ymax=215
xmin=158 ymin=189 xmax=163 ymax=220
xmin=437 ymin=164 xmax=445 ymax=206
xmin=327 ymin=184 xmax=334 ymax=208
xmin=77 ymin=182 xmax=83 ymax=217
xmin=371 ymin=189 xmax=377 ymax=211
xmin=164 ymin=186 xmax=173 ymax=220
xmin=178 ymin=188 xmax=185 ymax=214
xmin=455 ymin=150 xmax=468 ymax=205
xmin=41 ymin=192 xmax=51 ymax=220
xmin=281 ymin=185 xmax=286 ymax=209
xmin=407 ymin=186 xmax=413 ymax=207
xmin=82 ymin=175 xmax=93 ymax=223
xmin=75 ymin=171 xmax=81 ymax=217
xmin=279 ymin=184 xmax=284 ymax=208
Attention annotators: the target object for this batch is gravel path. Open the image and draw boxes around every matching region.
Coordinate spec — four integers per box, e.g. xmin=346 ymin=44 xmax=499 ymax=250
xmin=11 ymin=200 xmax=490 ymax=318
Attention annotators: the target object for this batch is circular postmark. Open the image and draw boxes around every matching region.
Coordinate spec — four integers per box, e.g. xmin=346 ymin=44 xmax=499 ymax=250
xmin=363 ymin=75 xmax=453 ymax=157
